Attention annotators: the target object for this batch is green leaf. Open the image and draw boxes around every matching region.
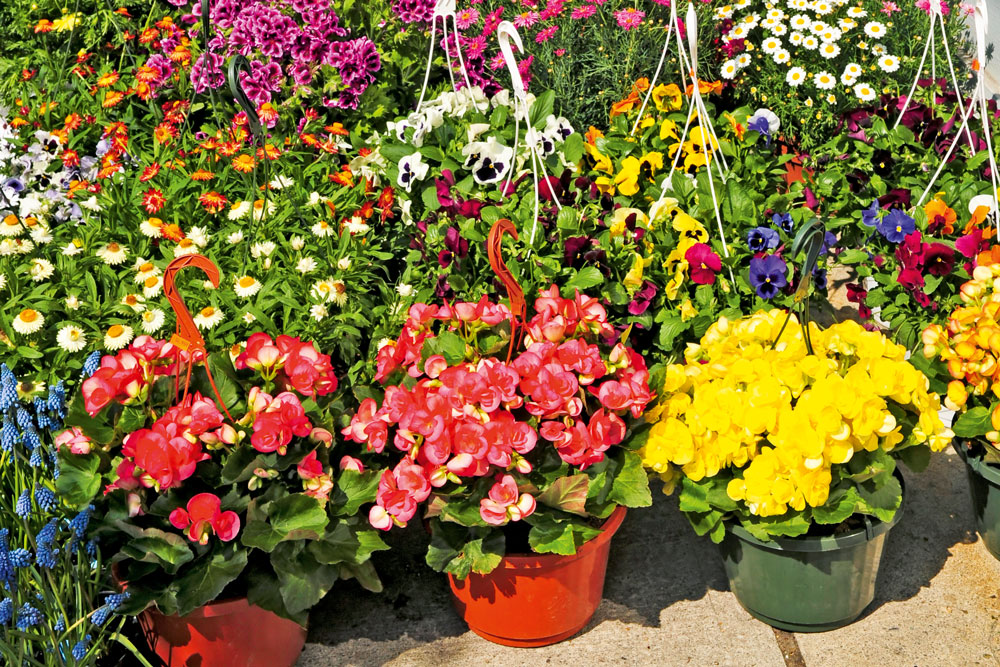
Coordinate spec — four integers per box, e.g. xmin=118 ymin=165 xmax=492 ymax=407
xmin=174 ymin=549 xmax=248 ymax=616
xmin=838 ymin=249 xmax=869 ymax=264
xmin=220 ymin=447 xmax=264 ymax=484
xmin=55 ymin=451 xmax=102 ymax=508
xmin=63 ymin=394 xmax=114 ymax=445
xmin=440 ymin=497 xmax=489 ymax=527
xmin=741 ymin=511 xmax=811 ymax=540
xmin=425 ymin=519 xmax=465 ymax=572
xmin=445 ymin=532 xmax=506 ymax=578
xmin=608 ymin=450 xmax=652 ymax=508
xmin=268 ymin=493 xmax=329 ymax=536
xmin=308 ymin=523 xmax=388 ymax=565
xmin=330 ymin=469 xmax=380 ymax=517
xmin=537 ymin=475 xmax=589 ymax=516
xmin=953 ymin=407 xmax=992 ymax=438
xmin=120 ymin=528 xmax=195 ymax=575
xmin=811 ymin=487 xmax=861 ymax=525
xmin=206 ymin=352 xmax=242 ymax=411
xmin=339 ymin=560 xmax=383 ymax=593
xmin=857 ymin=475 xmax=902 ymax=523
xmin=684 ymin=509 xmax=726 ymax=539
xmin=657 ymin=316 xmax=688 ymax=351
xmin=562 ymin=132 xmax=584 ymax=164
xmin=272 ymin=544 xmax=340 ymax=615
xmin=529 ymin=89 xmax=555 ymax=128
xmin=896 ymin=443 xmax=931 ymax=473
xmin=247 ymin=565 xmax=307 ymax=626
xmin=432 ymin=331 xmax=467 ymax=365
xmin=678 ymin=476 xmax=711 ymax=513
xmin=565 ymin=266 xmax=604 ymax=292
xmin=15 ymin=346 xmax=43 ymax=359
xmin=117 ymin=406 xmax=147 ymax=435
xmin=556 ymin=206 xmax=579 ymax=230
xmin=422 ymin=185 xmax=441 ymax=212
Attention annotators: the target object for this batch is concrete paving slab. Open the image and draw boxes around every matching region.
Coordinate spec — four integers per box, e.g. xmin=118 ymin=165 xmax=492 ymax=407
xmin=300 ymin=449 xmax=1000 ymax=667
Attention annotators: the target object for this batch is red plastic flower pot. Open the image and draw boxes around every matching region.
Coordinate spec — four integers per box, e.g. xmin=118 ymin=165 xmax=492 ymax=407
xmin=447 ymin=505 xmax=626 ymax=647
xmin=139 ymin=598 xmax=306 ymax=667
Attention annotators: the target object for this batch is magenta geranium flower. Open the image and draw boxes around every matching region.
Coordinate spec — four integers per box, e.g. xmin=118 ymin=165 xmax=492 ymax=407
xmin=685 ymin=243 xmax=722 ymax=285
xmin=614 ymin=8 xmax=645 ymax=30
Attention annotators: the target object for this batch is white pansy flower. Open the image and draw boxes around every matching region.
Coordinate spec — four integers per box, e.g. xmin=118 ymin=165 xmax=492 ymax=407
xmin=396 ymin=152 xmax=429 ymax=193
xmin=462 ymin=136 xmax=514 ymax=185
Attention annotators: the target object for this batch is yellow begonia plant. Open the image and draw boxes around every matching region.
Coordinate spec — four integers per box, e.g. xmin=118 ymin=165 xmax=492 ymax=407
xmin=641 ymin=309 xmax=953 ymax=542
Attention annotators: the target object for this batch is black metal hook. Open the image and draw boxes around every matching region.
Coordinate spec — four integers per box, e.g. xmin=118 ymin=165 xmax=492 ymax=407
xmin=226 ymin=55 xmax=263 ymax=143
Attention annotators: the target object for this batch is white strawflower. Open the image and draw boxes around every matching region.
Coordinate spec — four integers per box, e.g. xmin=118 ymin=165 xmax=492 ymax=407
xmin=290 ymin=236 xmax=305 ymax=251
xmin=29 ymin=258 xmax=54 ymax=282
xmin=309 ymin=304 xmax=328 ymax=321
xmin=227 ymin=230 xmax=244 ymax=244
xmin=188 ymin=226 xmax=210 ymax=248
xmin=140 ymin=308 xmax=166 ymax=333
xmin=56 ymin=325 xmax=87 ymax=352
xmin=65 ymin=294 xmax=81 ymax=310
xmin=270 ymin=175 xmax=294 ymax=190
xmin=13 ymin=309 xmax=44 ymax=335
xmin=228 ymin=201 xmax=251 ymax=221
xmin=251 ymin=241 xmax=276 ymax=258
xmin=396 ymin=283 xmax=414 ymax=298
xmin=337 ymin=257 xmax=351 ymax=270
xmin=311 ymin=219 xmax=335 ymax=237
xmin=103 ymin=324 xmax=133 ymax=351
xmin=63 ymin=240 xmax=83 ymax=256
xmin=140 ymin=218 xmax=163 ymax=238
xmin=96 ymin=242 xmax=128 ymax=266
xmin=234 ymin=275 xmax=262 ymax=298
xmin=142 ymin=275 xmax=163 ymax=298
xmin=297 ymin=257 xmax=318 ymax=274
xmin=193 ymin=306 xmax=223 ymax=330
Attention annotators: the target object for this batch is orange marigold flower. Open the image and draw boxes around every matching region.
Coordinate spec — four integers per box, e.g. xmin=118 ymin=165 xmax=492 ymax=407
xmin=199 ymin=191 xmax=228 ymax=214
xmin=191 ymin=169 xmax=214 ymax=181
xmin=34 ymin=20 xmax=54 ymax=33
xmin=162 ymin=223 xmax=184 ymax=242
xmin=64 ymin=113 xmax=82 ymax=131
xmin=97 ymin=71 xmax=120 ymax=88
xmin=141 ymin=188 xmax=165 ymax=214
xmin=925 ymin=198 xmax=957 ymax=235
xmin=325 ymin=122 xmax=350 ymax=136
xmin=153 ymin=123 xmax=178 ymax=145
xmin=139 ymin=28 xmax=159 ymax=44
xmin=102 ymin=91 xmax=125 ymax=108
xmin=139 ymin=163 xmax=161 ymax=182
xmin=62 ymin=150 xmax=80 ymax=168
xmin=232 ymin=154 xmax=256 ymax=173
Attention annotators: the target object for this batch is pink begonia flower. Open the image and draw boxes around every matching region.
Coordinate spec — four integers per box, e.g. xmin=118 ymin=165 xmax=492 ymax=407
xmin=169 ymin=493 xmax=240 ymax=544
xmin=479 ymin=474 xmax=537 ymax=525
xmin=55 ymin=426 xmax=92 ymax=455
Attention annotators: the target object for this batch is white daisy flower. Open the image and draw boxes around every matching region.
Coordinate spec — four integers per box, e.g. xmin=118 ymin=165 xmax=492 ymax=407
xmin=142 ymin=275 xmax=163 ymax=298
xmin=786 ymin=67 xmax=808 ymax=86
xmin=251 ymin=242 xmax=276 ymax=259
xmin=104 ymin=324 xmax=133 ymax=351
xmin=814 ymin=71 xmax=836 ymax=89
xmin=12 ymin=309 xmax=44 ymax=335
xmin=773 ymin=48 xmax=791 ymax=64
xmin=736 ymin=53 xmax=752 ymax=68
xmin=228 ymin=201 xmax=251 ymax=221
xmin=29 ymin=258 xmax=54 ymax=282
xmin=234 ymin=275 xmax=262 ymax=298
xmin=854 ymin=82 xmax=876 ymax=102
xmin=730 ymin=25 xmax=748 ymax=39
xmin=290 ymin=236 xmax=305 ymax=251
xmin=140 ymin=218 xmax=163 ymax=238
xmin=309 ymin=304 xmax=328 ymax=322
xmin=227 ymin=230 xmax=244 ymax=244
xmin=722 ymin=60 xmax=739 ymax=79
xmin=809 ymin=20 xmax=829 ymax=35
xmin=762 ymin=17 xmax=778 ymax=31
xmin=311 ymin=219 xmax=336 ymax=237
xmin=193 ymin=306 xmax=223 ymax=330
xmin=337 ymin=257 xmax=352 ymax=270
xmin=879 ymin=55 xmax=900 ymax=73
xmin=767 ymin=8 xmax=785 ymax=20
xmin=762 ymin=37 xmax=783 ymax=54
xmin=871 ymin=43 xmax=886 ymax=56
xmin=771 ymin=23 xmax=788 ymax=35
xmin=174 ymin=238 xmax=199 ymax=257
xmin=134 ymin=261 xmax=161 ymax=284
xmin=846 ymin=7 xmax=867 ymax=18
xmin=841 ymin=63 xmax=862 ymax=85
xmin=121 ymin=293 xmax=146 ymax=313
xmin=826 ymin=93 xmax=837 ymax=104
xmin=790 ymin=31 xmax=804 ymax=45
xmin=789 ymin=14 xmax=811 ymax=30
xmin=56 ymin=325 xmax=87 ymax=352
xmin=0 ymin=215 xmax=23 ymax=237
xmin=820 ymin=28 xmax=841 ymax=43
xmin=297 ymin=257 xmax=318 ymax=274
xmin=97 ymin=242 xmax=128 ymax=266
xmin=864 ymin=21 xmax=886 ymax=38
xmin=812 ymin=1 xmax=833 ymax=15
xmin=838 ymin=17 xmax=857 ymax=31
xmin=802 ymin=35 xmax=819 ymax=50
xmin=140 ymin=308 xmax=166 ymax=333
xmin=820 ymin=43 xmax=841 ymax=59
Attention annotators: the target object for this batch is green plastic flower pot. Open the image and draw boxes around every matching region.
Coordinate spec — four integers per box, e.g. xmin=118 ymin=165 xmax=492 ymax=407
xmin=955 ymin=442 xmax=1000 ymax=561
xmin=718 ymin=476 xmax=904 ymax=633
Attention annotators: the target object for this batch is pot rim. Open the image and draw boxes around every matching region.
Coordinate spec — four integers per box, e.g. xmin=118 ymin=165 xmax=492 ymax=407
xmin=726 ymin=470 xmax=905 ymax=553
xmin=496 ymin=504 xmax=627 ymax=568
xmin=954 ymin=440 xmax=1000 ymax=485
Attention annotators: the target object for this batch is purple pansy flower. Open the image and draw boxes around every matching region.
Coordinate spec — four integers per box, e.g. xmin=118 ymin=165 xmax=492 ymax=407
xmin=771 ymin=212 xmax=794 ymax=233
xmin=861 ymin=200 xmax=880 ymax=227
xmin=876 ymin=209 xmax=915 ymax=243
xmin=749 ymin=255 xmax=788 ymax=299
xmin=747 ymin=226 xmax=780 ymax=252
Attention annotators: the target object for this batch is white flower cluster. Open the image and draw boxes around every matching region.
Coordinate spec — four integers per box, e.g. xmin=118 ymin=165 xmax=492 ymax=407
xmin=716 ymin=0 xmax=901 ymax=104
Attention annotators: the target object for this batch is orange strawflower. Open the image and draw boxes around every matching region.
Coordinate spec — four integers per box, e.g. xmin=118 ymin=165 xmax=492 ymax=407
xmin=325 ymin=122 xmax=349 ymax=136
xmin=102 ymin=91 xmax=125 ymax=108
xmin=199 ymin=191 xmax=228 ymax=214
xmin=34 ymin=20 xmax=54 ymax=33
xmin=139 ymin=163 xmax=161 ymax=182
xmin=162 ymin=223 xmax=185 ymax=242
xmin=139 ymin=28 xmax=159 ymax=44
xmin=64 ymin=113 xmax=82 ymax=131
xmin=232 ymin=154 xmax=256 ymax=173
xmin=257 ymin=143 xmax=281 ymax=160
xmin=97 ymin=71 xmax=120 ymax=88
xmin=153 ymin=122 xmax=178 ymax=145
xmin=191 ymin=169 xmax=214 ymax=181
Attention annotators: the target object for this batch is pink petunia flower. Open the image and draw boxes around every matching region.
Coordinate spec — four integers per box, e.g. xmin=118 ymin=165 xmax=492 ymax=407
xmin=614 ymin=8 xmax=645 ymax=29
xmin=536 ymin=25 xmax=559 ymax=42
xmin=571 ymin=4 xmax=596 ymax=19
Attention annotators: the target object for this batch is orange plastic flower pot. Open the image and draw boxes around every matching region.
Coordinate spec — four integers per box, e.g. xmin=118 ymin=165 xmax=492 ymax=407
xmin=447 ymin=506 xmax=626 ymax=647
xmin=139 ymin=598 xmax=306 ymax=667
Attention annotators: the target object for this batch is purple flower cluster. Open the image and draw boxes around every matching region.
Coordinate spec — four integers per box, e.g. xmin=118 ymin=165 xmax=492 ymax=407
xmin=392 ymin=0 xmax=436 ymax=24
xmin=181 ymin=0 xmax=380 ymax=108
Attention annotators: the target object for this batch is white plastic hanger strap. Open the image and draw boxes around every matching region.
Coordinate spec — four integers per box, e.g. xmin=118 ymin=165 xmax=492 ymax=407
xmin=416 ymin=0 xmax=473 ymax=113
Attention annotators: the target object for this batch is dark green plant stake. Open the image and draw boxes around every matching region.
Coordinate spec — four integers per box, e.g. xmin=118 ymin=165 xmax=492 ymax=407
xmin=719 ymin=474 xmax=905 ymax=632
